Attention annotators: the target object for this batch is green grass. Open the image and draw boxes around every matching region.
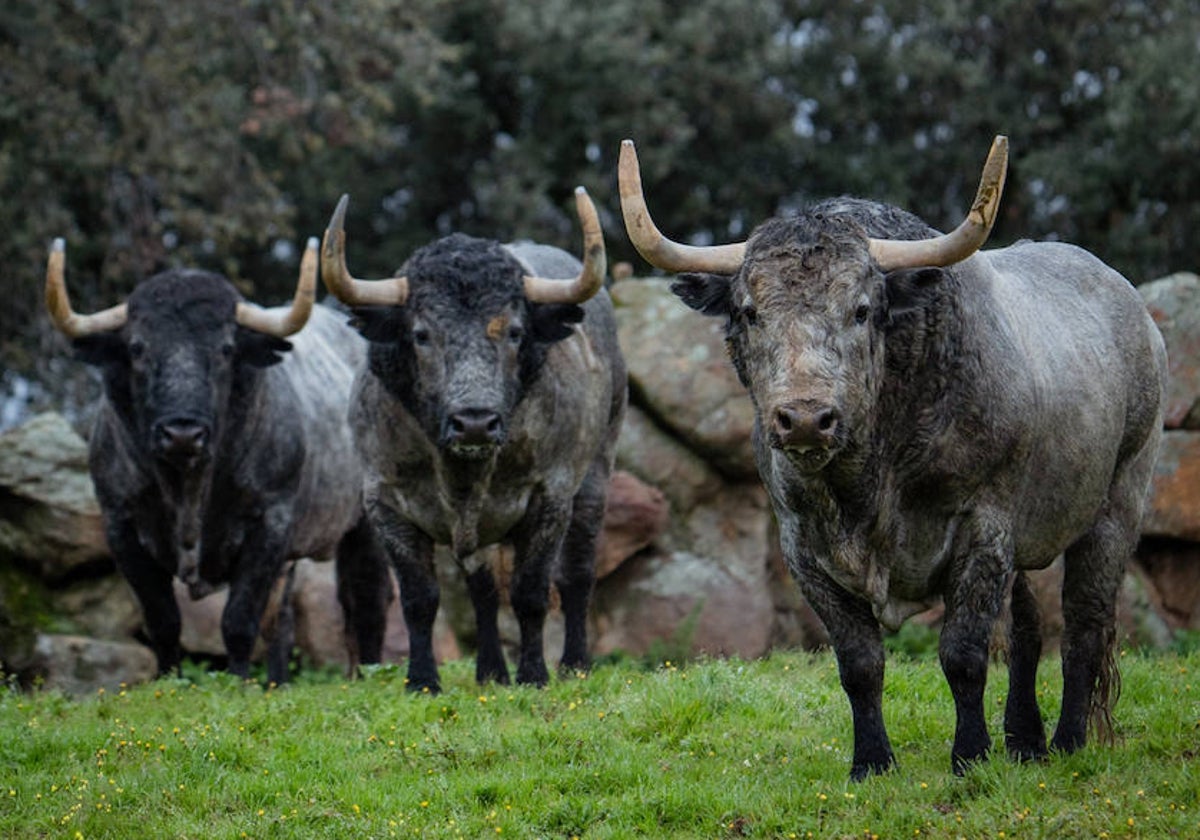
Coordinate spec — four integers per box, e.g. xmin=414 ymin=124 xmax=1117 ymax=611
xmin=1 ymin=649 xmax=1197 ymax=839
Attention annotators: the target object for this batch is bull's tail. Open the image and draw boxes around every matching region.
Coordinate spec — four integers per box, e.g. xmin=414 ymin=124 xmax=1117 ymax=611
xmin=1088 ymin=621 xmax=1122 ymax=745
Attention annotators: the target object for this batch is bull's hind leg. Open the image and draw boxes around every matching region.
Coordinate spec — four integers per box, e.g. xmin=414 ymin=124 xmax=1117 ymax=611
xmin=1004 ymin=570 xmax=1048 ymax=761
xmin=939 ymin=517 xmax=1012 ymax=775
xmin=336 ymin=514 xmax=391 ymax=671
xmin=1052 ymin=518 xmax=1132 ymax=753
xmin=510 ymin=496 xmax=572 ymax=687
xmin=1052 ymin=439 xmax=1154 ymax=754
xmin=265 ymin=562 xmax=298 ymax=686
xmin=556 ymin=465 xmax=609 ymax=674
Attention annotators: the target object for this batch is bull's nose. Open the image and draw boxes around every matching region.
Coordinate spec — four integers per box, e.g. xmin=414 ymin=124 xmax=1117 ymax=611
xmin=444 ymin=408 xmax=505 ymax=448
xmin=154 ymin=418 xmax=210 ymax=458
xmin=772 ymin=403 xmax=840 ymax=451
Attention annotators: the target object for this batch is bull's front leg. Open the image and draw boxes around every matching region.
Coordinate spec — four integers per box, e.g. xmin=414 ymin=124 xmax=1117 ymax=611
xmin=370 ymin=502 xmax=440 ymax=693
xmin=107 ymin=517 xmax=182 ymax=676
xmin=1005 ymin=570 xmax=1048 ymax=761
xmin=223 ymin=506 xmax=293 ymax=681
xmin=939 ymin=518 xmax=1013 ymax=774
xmin=465 ymin=560 xmax=510 ymax=685
xmin=510 ymin=495 xmax=571 ymax=687
xmin=790 ymin=550 xmax=895 ymax=780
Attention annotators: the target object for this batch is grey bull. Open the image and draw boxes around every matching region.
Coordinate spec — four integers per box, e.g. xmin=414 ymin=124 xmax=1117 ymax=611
xmin=619 ymin=136 xmax=1167 ymax=778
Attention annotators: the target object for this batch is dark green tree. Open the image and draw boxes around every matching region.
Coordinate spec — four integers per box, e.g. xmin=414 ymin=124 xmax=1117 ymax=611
xmin=773 ymin=0 xmax=1200 ymax=280
xmin=0 ymin=0 xmax=452 ymax=378
xmin=2 ymin=0 xmax=1196 ymax=418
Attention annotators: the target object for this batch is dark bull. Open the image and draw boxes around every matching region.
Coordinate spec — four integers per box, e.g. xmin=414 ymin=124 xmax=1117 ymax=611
xmin=45 ymin=239 xmax=388 ymax=683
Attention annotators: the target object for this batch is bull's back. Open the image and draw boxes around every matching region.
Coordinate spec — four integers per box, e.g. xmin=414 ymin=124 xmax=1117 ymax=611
xmin=972 ymin=242 xmax=1166 ymax=565
xmin=270 ymin=304 xmax=366 ymax=558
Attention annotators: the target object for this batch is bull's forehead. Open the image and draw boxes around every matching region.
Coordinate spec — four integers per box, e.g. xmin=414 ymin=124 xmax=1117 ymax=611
xmin=404 ymin=233 xmax=526 ymax=309
xmin=127 ymin=271 xmax=238 ymax=331
xmin=739 ymin=245 xmax=873 ymax=315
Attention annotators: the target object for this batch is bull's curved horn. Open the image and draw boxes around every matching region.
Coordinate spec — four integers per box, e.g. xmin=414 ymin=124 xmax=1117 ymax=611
xmin=45 ymin=238 xmax=129 ymax=338
xmin=523 ymin=187 xmax=607 ymax=305
xmin=618 ymin=139 xmax=746 ymax=275
xmin=868 ymin=135 xmax=1009 ymax=272
xmin=234 ymin=237 xmax=318 ymax=337
xmin=320 ymin=194 xmax=409 ymax=307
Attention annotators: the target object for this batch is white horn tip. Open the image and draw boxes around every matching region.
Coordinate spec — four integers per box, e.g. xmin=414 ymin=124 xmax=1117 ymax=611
xmin=305 ymin=236 xmax=319 ymax=250
xmin=52 ymin=237 xmax=65 ymax=252
xmin=574 ymin=185 xmax=586 ymax=197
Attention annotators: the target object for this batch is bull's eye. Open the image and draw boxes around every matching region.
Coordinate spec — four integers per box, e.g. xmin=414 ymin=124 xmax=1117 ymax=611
xmin=741 ymin=306 xmax=758 ymax=327
xmin=412 ymin=326 xmax=431 ymax=347
xmin=507 ymin=325 xmax=524 ymax=344
xmin=854 ymin=303 xmax=871 ymax=325
xmin=128 ymin=340 xmax=146 ymax=360
xmin=220 ymin=341 xmax=235 ymax=359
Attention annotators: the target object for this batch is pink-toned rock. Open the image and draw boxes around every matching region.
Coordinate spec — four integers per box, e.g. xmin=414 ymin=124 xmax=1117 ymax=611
xmin=592 ymin=547 xmax=773 ymax=659
xmin=1140 ymin=273 xmax=1200 ymax=429
xmin=595 ymin=470 xmax=669 ymax=579
xmin=291 ymin=558 xmax=459 ymax=669
xmin=1143 ymin=431 xmax=1200 ymax=542
xmin=1137 ymin=540 xmax=1200 ymax=629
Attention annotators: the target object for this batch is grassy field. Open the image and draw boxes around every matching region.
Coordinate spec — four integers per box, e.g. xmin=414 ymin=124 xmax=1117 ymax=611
xmin=1 ymin=646 xmax=1197 ymax=839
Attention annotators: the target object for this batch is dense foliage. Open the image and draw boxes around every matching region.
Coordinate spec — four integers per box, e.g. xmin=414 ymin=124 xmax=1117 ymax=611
xmin=3 ymin=0 xmax=1197 ymax=387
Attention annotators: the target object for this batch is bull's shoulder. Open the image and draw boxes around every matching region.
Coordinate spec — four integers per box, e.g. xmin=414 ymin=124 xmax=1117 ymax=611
xmin=86 ymin=404 xmax=153 ymax=505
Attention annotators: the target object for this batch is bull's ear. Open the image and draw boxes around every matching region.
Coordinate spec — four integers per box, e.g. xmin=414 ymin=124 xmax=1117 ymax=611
xmin=71 ymin=333 xmax=127 ymax=367
xmin=530 ymin=303 xmax=585 ymax=343
xmin=236 ymin=329 xmax=293 ymax=367
xmin=884 ymin=267 xmax=946 ymax=321
xmin=346 ymin=306 xmax=397 ymax=343
xmin=670 ymin=273 xmax=732 ymax=317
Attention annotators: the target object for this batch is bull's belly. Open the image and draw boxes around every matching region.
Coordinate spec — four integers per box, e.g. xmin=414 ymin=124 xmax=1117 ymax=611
xmin=884 ymin=490 xmax=1107 ymax=603
xmin=379 ymin=478 xmax=532 ymax=556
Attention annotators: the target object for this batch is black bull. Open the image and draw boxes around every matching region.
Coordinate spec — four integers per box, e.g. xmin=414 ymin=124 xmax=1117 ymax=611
xmin=44 ymin=239 xmax=388 ymax=683
xmin=321 ymin=188 xmax=627 ymax=692
xmin=620 ymin=136 xmax=1168 ymax=778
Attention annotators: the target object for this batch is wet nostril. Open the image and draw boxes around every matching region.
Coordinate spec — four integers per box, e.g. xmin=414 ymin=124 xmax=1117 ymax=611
xmin=816 ymin=409 xmax=840 ymax=433
xmin=155 ymin=419 xmax=210 ymax=454
xmin=445 ymin=408 xmax=505 ymax=446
